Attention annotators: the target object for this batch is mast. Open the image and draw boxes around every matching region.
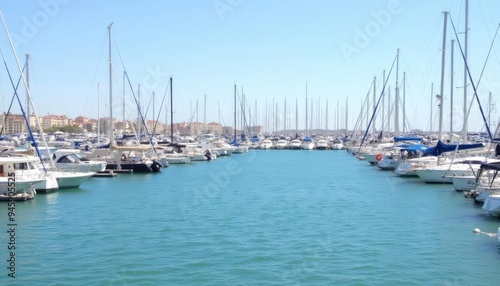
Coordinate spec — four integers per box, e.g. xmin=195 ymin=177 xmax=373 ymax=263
xmin=295 ymin=98 xmax=299 ymax=133
xmin=438 ymin=11 xmax=448 ymax=141
xmin=25 ymin=53 xmax=30 ymax=130
xmin=123 ymin=71 xmax=126 ymax=135
xmin=372 ymin=76 xmax=376 ymax=139
xmin=284 ymin=98 xmax=287 ymax=136
xmin=305 ymin=82 xmax=308 ymax=136
xmin=403 ymin=72 xmax=406 ymax=133
xmin=345 ymin=97 xmax=348 ymax=132
xmin=488 ymin=92 xmax=492 ymax=131
xmin=430 ymin=83 xmax=434 ymax=132
xmin=325 ymin=99 xmax=328 ymax=132
xmin=463 ymin=0 xmax=469 ymax=140
xmin=450 ymin=39 xmax=455 ymax=136
xmin=395 ymin=48 xmax=400 ymax=135
xmin=108 ymin=22 xmax=113 ymax=143
xmin=234 ymin=84 xmax=237 ymax=141
xmin=381 ymin=70 xmax=385 ymax=135
xmin=97 ymin=83 xmax=100 ymax=145
xmin=387 ymin=87 xmax=391 ymax=132
xmin=170 ymin=77 xmax=174 ymax=143
xmin=137 ymin=84 xmax=141 ymax=138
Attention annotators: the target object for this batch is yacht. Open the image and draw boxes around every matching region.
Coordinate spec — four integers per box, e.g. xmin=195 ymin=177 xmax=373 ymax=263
xmin=259 ymin=139 xmax=274 ymax=150
xmin=288 ymin=139 xmax=302 ymax=150
xmin=330 ymin=138 xmax=344 ymax=150
xmin=0 ymin=154 xmax=44 ymax=200
xmin=275 ymin=139 xmax=288 ymax=150
xmin=302 ymin=137 xmax=314 ymax=150
xmin=52 ymin=149 xmax=107 ymax=172
xmin=415 ymin=157 xmax=500 ymax=184
xmin=315 ymin=139 xmax=329 ymax=150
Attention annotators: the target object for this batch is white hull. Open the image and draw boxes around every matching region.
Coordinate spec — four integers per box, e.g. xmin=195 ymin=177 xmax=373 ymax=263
xmin=377 ymin=158 xmax=399 ymax=170
xmin=451 ymin=175 xmax=476 ymax=191
xmin=331 ymin=143 xmax=344 ymax=150
xmin=302 ymin=142 xmax=314 ymax=150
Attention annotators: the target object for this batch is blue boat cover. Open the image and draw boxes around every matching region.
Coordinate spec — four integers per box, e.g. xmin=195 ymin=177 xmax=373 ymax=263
xmin=394 ymin=136 xmax=422 ymax=142
xmin=424 ymin=140 xmax=483 ymax=156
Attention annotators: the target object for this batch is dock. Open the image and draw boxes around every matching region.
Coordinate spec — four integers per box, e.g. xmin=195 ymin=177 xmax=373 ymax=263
xmin=93 ymin=170 xmax=118 ymax=177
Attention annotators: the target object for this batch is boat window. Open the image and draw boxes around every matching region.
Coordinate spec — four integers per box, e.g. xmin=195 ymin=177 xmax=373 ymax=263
xmin=13 ymin=162 xmax=28 ymax=170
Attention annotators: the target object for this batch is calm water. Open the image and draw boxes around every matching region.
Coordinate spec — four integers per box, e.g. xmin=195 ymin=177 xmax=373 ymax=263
xmin=1 ymin=150 xmax=499 ymax=285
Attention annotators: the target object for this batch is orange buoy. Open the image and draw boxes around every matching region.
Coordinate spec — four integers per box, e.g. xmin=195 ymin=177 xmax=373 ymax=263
xmin=376 ymin=154 xmax=383 ymax=161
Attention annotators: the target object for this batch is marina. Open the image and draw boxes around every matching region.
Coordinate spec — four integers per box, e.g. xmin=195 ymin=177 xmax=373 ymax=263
xmin=1 ymin=0 xmax=500 ymax=284
xmin=1 ymin=148 xmax=500 ymax=285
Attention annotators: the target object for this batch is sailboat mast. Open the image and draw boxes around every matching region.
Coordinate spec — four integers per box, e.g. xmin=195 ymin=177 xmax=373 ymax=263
xmin=98 ymin=83 xmax=101 ymax=145
xmin=295 ymin=98 xmax=298 ymax=133
xmin=305 ymin=82 xmax=308 ymax=136
xmin=137 ymin=84 xmax=141 ymax=138
xmin=122 ymin=71 xmax=126 ymax=135
xmin=345 ymin=97 xmax=348 ymax=132
xmin=170 ymin=77 xmax=173 ymax=143
xmin=430 ymin=83 xmax=433 ymax=132
xmin=234 ymin=84 xmax=237 ymax=141
xmin=284 ymin=98 xmax=287 ymax=136
xmin=395 ymin=48 xmax=400 ymax=135
xmin=463 ymin=0 xmax=469 ymax=140
xmin=403 ymin=72 xmax=406 ymax=134
xmin=381 ymin=70 xmax=385 ymax=135
xmin=438 ymin=11 xmax=448 ymax=141
xmin=450 ymin=39 xmax=455 ymax=136
xmin=25 ymin=53 xmax=30 ymax=129
xmin=108 ymin=23 xmax=114 ymax=143
xmin=372 ymin=76 xmax=376 ymax=139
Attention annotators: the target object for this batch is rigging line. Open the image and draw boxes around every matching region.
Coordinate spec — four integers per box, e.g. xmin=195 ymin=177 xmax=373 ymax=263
xmin=0 ymin=56 xmax=48 ymax=172
xmin=151 ymin=80 xmax=170 ymax=137
xmin=358 ymin=53 xmax=398 ymax=150
xmin=123 ymin=70 xmax=157 ymax=153
xmin=349 ymin=83 xmax=372 ymax=140
xmin=0 ymin=60 xmax=25 ymax=136
xmin=449 ymin=14 xmax=499 ymax=141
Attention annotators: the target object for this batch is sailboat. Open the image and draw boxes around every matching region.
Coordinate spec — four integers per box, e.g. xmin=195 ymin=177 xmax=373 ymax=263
xmin=90 ymin=23 xmax=162 ymax=173
xmin=302 ymin=82 xmax=314 ymax=150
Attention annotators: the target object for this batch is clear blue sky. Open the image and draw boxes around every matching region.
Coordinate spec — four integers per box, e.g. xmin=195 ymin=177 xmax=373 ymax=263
xmin=1 ymin=0 xmax=500 ymax=134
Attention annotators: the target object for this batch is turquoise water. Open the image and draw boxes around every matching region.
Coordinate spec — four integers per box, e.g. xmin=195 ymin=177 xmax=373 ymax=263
xmin=1 ymin=150 xmax=500 ymax=285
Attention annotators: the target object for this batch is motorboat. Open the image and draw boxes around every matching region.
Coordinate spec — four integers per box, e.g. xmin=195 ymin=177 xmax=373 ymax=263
xmin=315 ymin=139 xmax=329 ymax=150
xmin=52 ymin=149 xmax=107 ymax=172
xmin=330 ymin=138 xmax=344 ymax=150
xmin=0 ymin=154 xmax=45 ymax=200
xmin=275 ymin=139 xmax=288 ymax=150
xmin=259 ymin=139 xmax=274 ymax=150
xmin=302 ymin=137 xmax=314 ymax=150
xmin=288 ymin=139 xmax=302 ymax=150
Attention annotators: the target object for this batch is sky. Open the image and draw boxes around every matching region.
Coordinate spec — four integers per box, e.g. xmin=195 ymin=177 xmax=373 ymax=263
xmin=1 ymin=0 xmax=500 ymax=134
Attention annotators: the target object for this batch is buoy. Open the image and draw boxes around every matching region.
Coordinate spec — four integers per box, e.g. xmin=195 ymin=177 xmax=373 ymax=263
xmin=473 ymin=228 xmax=481 ymax=233
xmin=376 ymin=154 xmax=383 ymax=161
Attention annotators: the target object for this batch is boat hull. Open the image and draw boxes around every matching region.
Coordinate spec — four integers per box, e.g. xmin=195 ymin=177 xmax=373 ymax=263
xmin=483 ymin=195 xmax=500 ymax=217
